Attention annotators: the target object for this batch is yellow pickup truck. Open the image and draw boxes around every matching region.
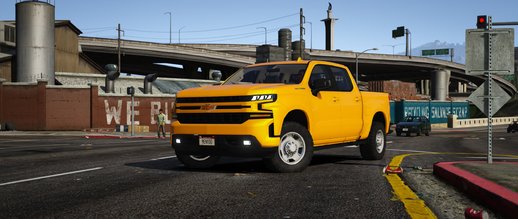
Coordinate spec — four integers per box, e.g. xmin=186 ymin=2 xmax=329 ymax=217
xmin=171 ymin=60 xmax=390 ymax=172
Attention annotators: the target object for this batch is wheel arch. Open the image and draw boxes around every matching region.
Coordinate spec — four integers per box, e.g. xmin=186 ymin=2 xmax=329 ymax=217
xmin=282 ymin=110 xmax=308 ymax=129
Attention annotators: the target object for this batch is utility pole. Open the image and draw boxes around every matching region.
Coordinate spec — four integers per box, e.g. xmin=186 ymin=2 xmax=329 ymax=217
xmin=299 ymin=8 xmax=305 ymax=59
xmin=117 ymin=24 xmax=124 ymax=75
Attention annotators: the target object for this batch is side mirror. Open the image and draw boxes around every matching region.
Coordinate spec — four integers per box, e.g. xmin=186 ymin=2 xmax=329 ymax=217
xmin=311 ymin=78 xmax=331 ymax=96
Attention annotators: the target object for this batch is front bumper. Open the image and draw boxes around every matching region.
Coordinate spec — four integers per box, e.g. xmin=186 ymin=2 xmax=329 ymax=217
xmin=171 ymin=134 xmax=276 ymax=157
xmin=396 ymin=126 xmax=419 ymax=133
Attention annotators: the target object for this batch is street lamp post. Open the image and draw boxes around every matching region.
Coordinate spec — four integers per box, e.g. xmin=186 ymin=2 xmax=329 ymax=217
xmin=355 ymin=48 xmax=378 ymax=84
xmin=257 ymin=27 xmax=267 ymax=44
xmin=383 ymin=44 xmax=402 ymax=55
xmin=306 ymin=21 xmax=313 ymax=50
xmin=164 ymin=12 xmax=172 ymax=44
xmin=178 ymin=26 xmax=186 ymax=44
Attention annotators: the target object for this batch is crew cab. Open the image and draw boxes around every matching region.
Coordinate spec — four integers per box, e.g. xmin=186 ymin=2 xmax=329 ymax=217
xmin=171 ymin=60 xmax=390 ymax=172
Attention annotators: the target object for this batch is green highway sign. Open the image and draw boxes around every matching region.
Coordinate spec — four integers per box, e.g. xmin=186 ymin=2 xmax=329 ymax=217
xmin=436 ymin=49 xmax=450 ymax=55
xmin=422 ymin=49 xmax=435 ymax=56
xmin=422 ymin=48 xmax=450 ymax=56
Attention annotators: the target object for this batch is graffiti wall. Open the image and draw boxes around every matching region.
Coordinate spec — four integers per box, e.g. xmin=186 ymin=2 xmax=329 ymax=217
xmin=391 ymin=100 xmax=470 ymax=124
xmin=94 ymin=97 xmax=175 ymax=132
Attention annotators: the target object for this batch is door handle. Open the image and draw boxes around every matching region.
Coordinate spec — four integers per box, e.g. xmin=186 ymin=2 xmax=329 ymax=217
xmin=354 ymin=97 xmax=360 ymax=102
xmin=333 ymin=97 xmax=339 ymax=102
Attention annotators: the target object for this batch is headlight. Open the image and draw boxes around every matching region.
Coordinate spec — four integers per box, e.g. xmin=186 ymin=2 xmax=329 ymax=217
xmin=250 ymin=94 xmax=277 ymax=101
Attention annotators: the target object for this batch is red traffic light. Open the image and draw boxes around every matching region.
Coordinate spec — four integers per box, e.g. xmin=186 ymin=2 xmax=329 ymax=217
xmin=477 ymin=15 xmax=488 ymax=29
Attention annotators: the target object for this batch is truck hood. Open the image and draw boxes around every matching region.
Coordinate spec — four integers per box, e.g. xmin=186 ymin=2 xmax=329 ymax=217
xmin=176 ymin=84 xmax=287 ymax=98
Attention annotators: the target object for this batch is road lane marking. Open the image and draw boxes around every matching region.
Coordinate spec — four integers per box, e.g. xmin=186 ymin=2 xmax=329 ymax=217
xmin=344 ymin=145 xmax=358 ymax=148
xmin=388 ymin=149 xmax=437 ymax=153
xmin=385 ymin=154 xmax=437 ymax=219
xmin=384 ymin=152 xmax=518 ymax=218
xmin=387 ymin=141 xmax=393 ymax=144
xmin=0 ymin=167 xmax=103 ymax=187
xmin=151 ymin=155 xmax=177 ymax=161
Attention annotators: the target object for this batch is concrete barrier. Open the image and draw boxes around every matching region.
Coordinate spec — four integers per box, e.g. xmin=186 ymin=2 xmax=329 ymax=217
xmin=448 ymin=114 xmax=518 ymax=128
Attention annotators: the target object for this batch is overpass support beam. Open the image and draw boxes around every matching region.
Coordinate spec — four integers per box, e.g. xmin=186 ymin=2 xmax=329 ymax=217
xmin=431 ymin=69 xmax=450 ymax=101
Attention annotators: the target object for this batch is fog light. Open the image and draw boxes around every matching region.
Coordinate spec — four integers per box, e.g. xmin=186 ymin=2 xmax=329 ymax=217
xmin=175 ymin=138 xmax=181 ymax=144
xmin=243 ymin=140 xmax=252 ymax=146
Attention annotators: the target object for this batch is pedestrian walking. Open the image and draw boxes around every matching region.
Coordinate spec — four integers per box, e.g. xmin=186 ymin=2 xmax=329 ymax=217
xmin=157 ymin=109 xmax=166 ymax=139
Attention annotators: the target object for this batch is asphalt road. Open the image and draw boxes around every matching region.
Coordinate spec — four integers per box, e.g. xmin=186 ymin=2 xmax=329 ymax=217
xmin=0 ymin=125 xmax=516 ymax=218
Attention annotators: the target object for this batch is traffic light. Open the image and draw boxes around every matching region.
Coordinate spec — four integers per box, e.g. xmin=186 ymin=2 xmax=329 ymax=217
xmin=477 ymin=15 xmax=488 ymax=29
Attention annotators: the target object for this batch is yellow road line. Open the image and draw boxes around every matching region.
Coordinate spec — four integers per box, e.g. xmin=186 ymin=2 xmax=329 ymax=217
xmin=385 ymin=153 xmax=437 ymax=219
xmin=385 ymin=151 xmax=518 ymax=219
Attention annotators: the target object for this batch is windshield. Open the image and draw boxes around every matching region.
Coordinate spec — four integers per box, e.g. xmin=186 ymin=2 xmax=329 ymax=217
xmin=223 ymin=64 xmax=307 ymax=85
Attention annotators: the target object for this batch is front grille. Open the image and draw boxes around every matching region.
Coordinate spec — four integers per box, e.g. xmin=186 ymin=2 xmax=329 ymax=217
xmin=176 ymin=96 xmax=250 ymax=103
xmin=177 ymin=113 xmax=271 ymax=124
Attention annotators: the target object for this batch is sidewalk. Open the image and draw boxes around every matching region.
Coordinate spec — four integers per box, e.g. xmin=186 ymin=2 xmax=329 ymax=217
xmin=0 ymin=130 xmax=163 ymax=139
xmin=434 ymin=161 xmax=518 ymax=218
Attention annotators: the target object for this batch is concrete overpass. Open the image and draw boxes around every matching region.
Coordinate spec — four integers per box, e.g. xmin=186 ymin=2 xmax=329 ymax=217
xmin=78 ymin=37 xmax=517 ymax=99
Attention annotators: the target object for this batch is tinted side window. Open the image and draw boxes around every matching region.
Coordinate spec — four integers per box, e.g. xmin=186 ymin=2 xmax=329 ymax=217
xmin=309 ymin=65 xmax=336 ymax=90
xmin=330 ymin=67 xmax=353 ymax=91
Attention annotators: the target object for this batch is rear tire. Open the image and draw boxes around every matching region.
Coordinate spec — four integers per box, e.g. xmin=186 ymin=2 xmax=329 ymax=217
xmin=176 ymin=153 xmax=220 ymax=169
xmin=264 ymin=122 xmax=313 ymax=173
xmin=396 ymin=131 xmax=401 ymax=136
xmin=417 ymin=128 xmax=421 ymax=136
xmin=360 ymin=122 xmax=386 ymax=160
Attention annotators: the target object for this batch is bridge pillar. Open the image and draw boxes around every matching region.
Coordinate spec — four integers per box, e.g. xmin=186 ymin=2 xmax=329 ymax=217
xmin=419 ymin=80 xmax=430 ymax=95
xmin=457 ymin=82 xmax=467 ymax=93
xmin=431 ymin=69 xmax=450 ymax=101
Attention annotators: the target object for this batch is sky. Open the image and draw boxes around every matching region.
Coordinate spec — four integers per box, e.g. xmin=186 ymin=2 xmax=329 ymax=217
xmin=1 ymin=0 xmax=517 ymax=55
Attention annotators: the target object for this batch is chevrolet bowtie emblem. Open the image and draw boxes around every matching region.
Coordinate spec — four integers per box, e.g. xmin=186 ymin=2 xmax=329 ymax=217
xmin=200 ymin=104 xmax=217 ymax=111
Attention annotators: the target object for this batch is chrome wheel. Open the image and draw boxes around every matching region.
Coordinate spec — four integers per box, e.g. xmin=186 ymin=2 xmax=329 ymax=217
xmin=375 ymin=130 xmax=385 ymax=153
xmin=278 ymin=132 xmax=306 ymax=165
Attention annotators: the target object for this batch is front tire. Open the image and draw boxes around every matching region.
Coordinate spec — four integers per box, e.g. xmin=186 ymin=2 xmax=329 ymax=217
xmin=360 ymin=122 xmax=386 ymax=160
xmin=264 ymin=122 xmax=313 ymax=173
xmin=176 ymin=153 xmax=220 ymax=169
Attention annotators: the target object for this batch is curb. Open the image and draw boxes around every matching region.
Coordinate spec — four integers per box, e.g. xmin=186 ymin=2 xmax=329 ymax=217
xmin=433 ymin=161 xmax=518 ymax=218
xmin=83 ymin=135 xmax=160 ymax=139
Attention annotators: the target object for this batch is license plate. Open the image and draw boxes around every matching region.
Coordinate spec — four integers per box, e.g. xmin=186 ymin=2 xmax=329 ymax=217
xmin=199 ymin=136 xmax=215 ymax=146
xmin=402 ymin=128 xmax=408 ymax=131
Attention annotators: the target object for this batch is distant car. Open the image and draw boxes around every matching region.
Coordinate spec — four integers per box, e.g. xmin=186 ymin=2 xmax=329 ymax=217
xmin=508 ymin=121 xmax=518 ymax=133
xmin=396 ymin=116 xmax=431 ymax=136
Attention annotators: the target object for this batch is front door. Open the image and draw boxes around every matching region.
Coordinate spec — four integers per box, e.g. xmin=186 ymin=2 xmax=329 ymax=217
xmin=308 ymin=65 xmax=345 ymax=145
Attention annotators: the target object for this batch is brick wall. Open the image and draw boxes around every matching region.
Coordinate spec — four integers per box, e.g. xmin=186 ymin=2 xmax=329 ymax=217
xmin=369 ymin=80 xmax=420 ymax=100
xmin=0 ymin=82 xmax=175 ymax=131
xmin=45 ymin=86 xmax=91 ymax=130
xmin=0 ymin=81 xmax=46 ymax=130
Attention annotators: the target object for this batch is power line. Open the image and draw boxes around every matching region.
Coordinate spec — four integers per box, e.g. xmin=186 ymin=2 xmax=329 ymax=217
xmin=123 ymin=13 xmax=298 ymax=34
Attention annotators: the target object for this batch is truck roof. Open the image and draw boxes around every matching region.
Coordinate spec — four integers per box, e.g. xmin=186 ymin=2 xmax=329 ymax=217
xmin=247 ymin=60 xmax=340 ymax=68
